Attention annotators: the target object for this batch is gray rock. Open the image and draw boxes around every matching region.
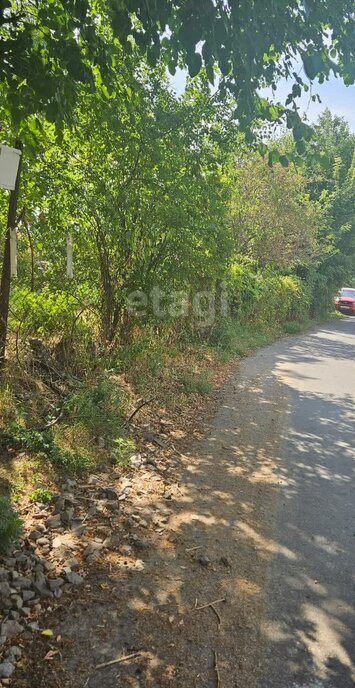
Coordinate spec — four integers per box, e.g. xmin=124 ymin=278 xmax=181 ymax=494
xmin=64 ymin=557 xmax=79 ymax=571
xmin=11 ymin=594 xmax=23 ymax=609
xmin=71 ymin=523 xmax=86 ymax=537
xmin=106 ymin=500 xmax=119 ymax=512
xmin=54 ymin=496 xmax=65 ymax=513
xmin=36 ymin=537 xmax=51 ymax=547
xmin=3 ymin=558 xmax=16 ymax=568
xmin=84 ymin=542 xmax=103 ymax=559
xmin=48 ymin=578 xmax=64 ymax=591
xmin=15 ymin=553 xmax=28 ymax=564
xmin=36 ymin=523 xmax=47 ymax=533
xmin=61 ymin=491 xmax=75 ymax=505
xmin=27 ymin=622 xmax=39 ymax=632
xmin=45 ymin=514 xmax=61 ymax=529
xmin=65 ymin=571 xmax=84 ymax=585
xmin=22 ymin=589 xmax=35 ymax=602
xmin=6 ymin=646 xmax=22 ymax=660
xmin=61 ymin=507 xmax=74 ymax=525
xmin=0 ymin=582 xmax=11 ymax=599
xmin=0 ymin=568 xmax=8 ymax=581
xmin=33 ymin=572 xmax=52 ymax=597
xmin=33 ymin=563 xmax=44 ymax=574
xmin=86 ymin=551 xmax=101 ymax=564
xmin=13 ymin=577 xmax=32 ymax=590
xmin=103 ymin=535 xmax=119 ymax=550
xmin=0 ymin=661 xmax=15 ymax=678
xmin=0 ymin=620 xmax=24 ymax=639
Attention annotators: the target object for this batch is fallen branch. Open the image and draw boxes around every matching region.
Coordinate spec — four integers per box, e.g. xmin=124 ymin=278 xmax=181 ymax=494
xmin=186 ymin=545 xmax=203 ymax=552
xmin=194 ymin=598 xmax=226 ymax=611
xmin=95 ymin=652 xmax=142 ymax=670
xmin=126 ymin=397 xmax=156 ymax=424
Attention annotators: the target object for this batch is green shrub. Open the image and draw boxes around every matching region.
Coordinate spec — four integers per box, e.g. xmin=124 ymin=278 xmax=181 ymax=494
xmin=0 ymin=426 xmax=53 ymax=453
xmin=112 ymin=437 xmax=136 ymax=466
xmin=226 ymin=260 xmax=310 ymax=329
xmin=10 ymin=287 xmax=79 ymax=339
xmin=65 ymin=378 xmax=125 ymax=438
xmin=50 ymin=446 xmax=93 ymax=474
xmin=0 ymin=425 xmax=93 ymax=476
xmin=283 ymin=321 xmax=304 ymax=334
xmin=29 ymin=488 xmax=53 ymax=504
xmin=0 ymin=497 xmax=23 ymax=553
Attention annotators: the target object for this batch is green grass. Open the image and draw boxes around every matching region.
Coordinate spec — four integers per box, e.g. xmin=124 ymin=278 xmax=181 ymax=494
xmin=210 ymin=319 xmax=277 ymax=359
xmin=0 ymin=496 xmax=23 ymax=553
xmin=29 ymin=487 xmax=53 ymax=504
xmin=0 ymin=425 xmax=94 ymax=476
xmin=282 ymin=320 xmax=305 ymax=334
xmin=181 ymin=373 xmax=212 ymax=395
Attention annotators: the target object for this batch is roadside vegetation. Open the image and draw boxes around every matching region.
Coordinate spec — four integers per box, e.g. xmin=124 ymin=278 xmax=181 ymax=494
xmin=1 ymin=3 xmax=355 ymax=547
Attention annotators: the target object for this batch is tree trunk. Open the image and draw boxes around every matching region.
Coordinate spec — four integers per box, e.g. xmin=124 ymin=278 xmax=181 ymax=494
xmin=0 ymin=140 xmax=23 ymax=372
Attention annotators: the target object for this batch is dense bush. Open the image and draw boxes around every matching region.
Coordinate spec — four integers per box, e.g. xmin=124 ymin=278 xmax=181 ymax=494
xmin=10 ymin=288 xmax=79 ymax=339
xmin=227 ymin=260 xmax=310 ymax=328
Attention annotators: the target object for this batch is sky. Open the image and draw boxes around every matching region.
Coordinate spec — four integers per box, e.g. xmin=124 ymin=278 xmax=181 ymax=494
xmin=170 ymin=68 xmax=355 ymax=131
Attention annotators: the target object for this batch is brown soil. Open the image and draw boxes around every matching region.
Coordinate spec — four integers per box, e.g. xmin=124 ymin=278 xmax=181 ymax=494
xmin=13 ymin=348 xmax=289 ymax=688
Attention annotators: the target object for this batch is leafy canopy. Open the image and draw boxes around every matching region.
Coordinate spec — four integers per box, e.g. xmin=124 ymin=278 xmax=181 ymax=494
xmin=1 ymin=0 xmax=355 ymax=138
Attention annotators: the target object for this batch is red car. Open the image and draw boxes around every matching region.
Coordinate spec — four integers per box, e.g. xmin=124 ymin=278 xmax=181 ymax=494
xmin=335 ymin=287 xmax=355 ymax=314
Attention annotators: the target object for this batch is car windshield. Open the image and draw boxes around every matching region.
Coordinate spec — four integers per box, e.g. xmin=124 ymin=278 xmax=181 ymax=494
xmin=340 ymin=289 xmax=355 ymax=298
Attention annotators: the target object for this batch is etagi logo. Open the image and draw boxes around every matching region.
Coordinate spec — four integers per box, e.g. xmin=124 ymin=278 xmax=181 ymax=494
xmin=127 ymin=283 xmax=229 ymax=328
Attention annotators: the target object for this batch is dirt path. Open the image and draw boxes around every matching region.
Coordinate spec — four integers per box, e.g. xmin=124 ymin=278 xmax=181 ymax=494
xmin=15 ymin=343 xmax=291 ymax=688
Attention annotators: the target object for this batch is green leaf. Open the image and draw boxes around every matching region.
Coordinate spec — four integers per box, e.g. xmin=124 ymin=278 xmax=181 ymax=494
xmin=187 ymin=52 xmax=202 ymax=78
xmin=279 ymin=155 xmax=289 ymax=168
xmin=258 ymin=142 xmax=268 ymax=157
xmin=296 ymin=139 xmax=306 ymax=155
xmin=41 ymin=629 xmax=54 ymax=637
xmin=268 ymin=150 xmax=279 ymax=167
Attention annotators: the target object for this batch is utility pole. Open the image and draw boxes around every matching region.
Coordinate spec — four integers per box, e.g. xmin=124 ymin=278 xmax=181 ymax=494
xmin=0 ymin=140 xmax=23 ymax=372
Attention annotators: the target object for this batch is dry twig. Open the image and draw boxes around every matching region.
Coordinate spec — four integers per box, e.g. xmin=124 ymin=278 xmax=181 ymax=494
xmin=194 ymin=598 xmax=226 ymax=611
xmin=126 ymin=396 xmax=156 ymax=424
xmin=95 ymin=652 xmax=142 ymax=670
xmin=214 ymin=651 xmax=221 ymax=688
xmin=210 ymin=604 xmax=222 ymax=626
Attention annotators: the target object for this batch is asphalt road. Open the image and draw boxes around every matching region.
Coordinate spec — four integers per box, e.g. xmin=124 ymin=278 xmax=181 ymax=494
xmin=258 ymin=317 xmax=355 ymax=688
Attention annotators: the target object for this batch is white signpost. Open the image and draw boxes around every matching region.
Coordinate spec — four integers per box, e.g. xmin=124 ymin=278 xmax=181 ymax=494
xmin=0 ymin=145 xmax=22 ymax=279
xmin=0 ymin=145 xmax=22 ymax=192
